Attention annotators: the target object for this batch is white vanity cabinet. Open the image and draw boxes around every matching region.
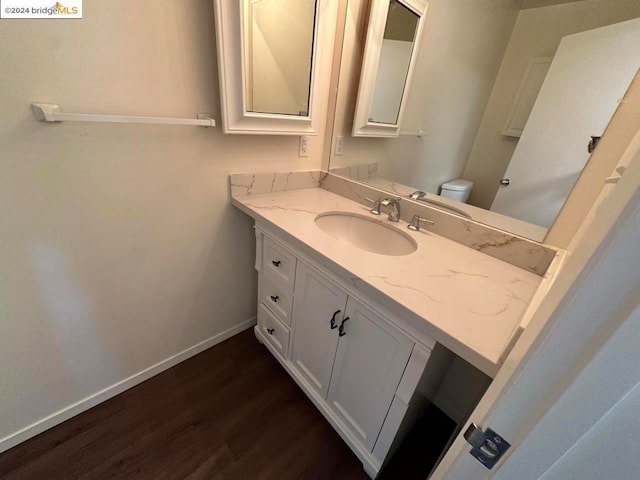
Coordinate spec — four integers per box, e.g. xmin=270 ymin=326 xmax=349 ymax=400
xmin=290 ymin=261 xmax=346 ymax=399
xmin=253 ymin=226 xmax=438 ymax=478
xmin=255 ymin=233 xmax=297 ymax=358
xmin=325 ymin=293 xmax=414 ymax=451
xmin=291 ymin=262 xmax=414 ymax=451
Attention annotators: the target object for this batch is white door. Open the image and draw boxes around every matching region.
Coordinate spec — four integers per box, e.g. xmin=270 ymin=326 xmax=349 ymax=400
xmin=290 ymin=262 xmax=347 ymax=399
xmin=431 ymin=129 xmax=640 ymax=478
xmin=491 ymin=18 xmax=640 ymax=228
xmin=326 ymin=296 xmax=413 ymax=451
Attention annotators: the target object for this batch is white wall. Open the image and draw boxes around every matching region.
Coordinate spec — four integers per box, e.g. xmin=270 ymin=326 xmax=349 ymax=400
xmin=389 ymin=0 xmax=519 ymax=193
xmin=463 ymin=0 xmax=640 ymax=209
xmin=0 ymin=0 xmax=327 ymax=448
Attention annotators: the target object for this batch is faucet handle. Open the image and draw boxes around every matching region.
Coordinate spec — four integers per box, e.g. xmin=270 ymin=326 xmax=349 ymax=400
xmin=408 ymin=215 xmax=434 ymax=231
xmin=409 ymin=190 xmax=427 ymax=201
xmin=364 ymin=197 xmax=381 ymax=215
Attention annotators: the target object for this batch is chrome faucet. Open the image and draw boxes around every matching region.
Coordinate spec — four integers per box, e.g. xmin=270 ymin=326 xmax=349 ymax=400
xmin=380 ymin=197 xmax=401 ymax=222
xmin=409 ymin=190 xmax=427 ymax=201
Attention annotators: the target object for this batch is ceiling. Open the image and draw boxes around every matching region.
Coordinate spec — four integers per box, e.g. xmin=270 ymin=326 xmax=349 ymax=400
xmin=515 ymin=0 xmax=586 ymax=9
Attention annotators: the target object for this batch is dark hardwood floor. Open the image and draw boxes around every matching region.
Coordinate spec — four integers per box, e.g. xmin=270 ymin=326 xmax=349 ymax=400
xmin=0 ymin=328 xmax=454 ymax=479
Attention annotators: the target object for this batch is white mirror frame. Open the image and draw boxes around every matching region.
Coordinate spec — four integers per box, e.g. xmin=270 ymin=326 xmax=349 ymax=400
xmin=352 ymin=0 xmax=428 ymax=138
xmin=213 ymin=0 xmax=337 ymax=136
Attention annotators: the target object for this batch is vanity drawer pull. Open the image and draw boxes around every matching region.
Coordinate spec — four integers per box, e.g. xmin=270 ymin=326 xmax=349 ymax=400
xmin=267 ymin=328 xmax=275 ymax=335
xmin=338 ymin=317 xmax=350 ymax=337
xmin=270 ymin=295 xmax=279 ymax=303
xmin=272 ymin=260 xmax=281 ymax=267
xmin=330 ymin=310 xmax=341 ymax=330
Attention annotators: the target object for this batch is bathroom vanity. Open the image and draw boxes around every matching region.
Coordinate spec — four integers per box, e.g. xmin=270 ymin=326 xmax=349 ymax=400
xmin=231 ymin=181 xmax=553 ymax=477
xmin=253 ymin=227 xmax=425 ymax=476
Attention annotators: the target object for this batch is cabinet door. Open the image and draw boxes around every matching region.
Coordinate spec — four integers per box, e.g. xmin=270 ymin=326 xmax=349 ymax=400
xmin=290 ymin=262 xmax=348 ymax=399
xmin=327 ymin=296 xmax=413 ymax=451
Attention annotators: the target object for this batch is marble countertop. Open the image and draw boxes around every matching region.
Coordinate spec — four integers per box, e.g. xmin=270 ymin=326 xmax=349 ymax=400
xmin=232 ymin=187 xmax=543 ymax=376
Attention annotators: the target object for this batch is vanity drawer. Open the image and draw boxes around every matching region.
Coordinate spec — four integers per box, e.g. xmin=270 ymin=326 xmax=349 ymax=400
xmin=258 ymin=303 xmax=290 ymax=359
xmin=259 ymin=274 xmax=294 ymax=327
xmin=262 ymin=235 xmax=297 ymax=292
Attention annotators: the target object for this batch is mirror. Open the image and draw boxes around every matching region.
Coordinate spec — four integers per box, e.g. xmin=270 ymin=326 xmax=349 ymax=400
xmin=214 ymin=0 xmax=337 ymax=135
xmin=369 ymin=2 xmax=419 ymax=125
xmin=330 ymin=0 xmax=640 ymax=242
xmin=244 ymin=0 xmax=315 ymax=116
xmin=353 ymin=0 xmax=428 ymax=137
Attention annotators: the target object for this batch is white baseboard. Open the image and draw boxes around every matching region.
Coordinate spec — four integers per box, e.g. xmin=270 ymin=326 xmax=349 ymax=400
xmin=0 ymin=317 xmax=257 ymax=454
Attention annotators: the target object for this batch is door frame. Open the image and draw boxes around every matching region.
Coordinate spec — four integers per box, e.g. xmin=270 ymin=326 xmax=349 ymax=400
xmin=431 ymin=84 xmax=640 ymax=477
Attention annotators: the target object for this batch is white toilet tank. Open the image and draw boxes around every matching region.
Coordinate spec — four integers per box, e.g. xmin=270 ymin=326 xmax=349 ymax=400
xmin=440 ymin=179 xmax=473 ymax=203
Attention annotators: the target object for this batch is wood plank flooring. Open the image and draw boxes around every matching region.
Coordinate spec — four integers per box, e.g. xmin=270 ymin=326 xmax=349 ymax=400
xmin=0 ymin=328 xmax=454 ymax=479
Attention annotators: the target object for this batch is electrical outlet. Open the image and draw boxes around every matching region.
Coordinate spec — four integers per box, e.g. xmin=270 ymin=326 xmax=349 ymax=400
xmin=299 ymin=136 xmax=310 ymax=157
xmin=335 ymin=136 xmax=344 ymax=156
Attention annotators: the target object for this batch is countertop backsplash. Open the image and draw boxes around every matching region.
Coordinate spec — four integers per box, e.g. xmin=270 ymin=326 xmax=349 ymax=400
xmin=229 ymin=171 xmax=560 ymax=276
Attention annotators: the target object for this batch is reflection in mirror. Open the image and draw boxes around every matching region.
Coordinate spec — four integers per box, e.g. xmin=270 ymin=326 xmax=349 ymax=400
xmin=330 ymin=0 xmax=640 ymax=243
xmin=352 ymin=0 xmax=427 ymax=137
xmin=369 ymin=1 xmax=419 ymax=124
xmin=245 ymin=0 xmax=316 ymax=116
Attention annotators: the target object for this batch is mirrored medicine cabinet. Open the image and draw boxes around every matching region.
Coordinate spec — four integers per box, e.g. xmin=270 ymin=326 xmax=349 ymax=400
xmin=213 ymin=0 xmax=337 ymax=135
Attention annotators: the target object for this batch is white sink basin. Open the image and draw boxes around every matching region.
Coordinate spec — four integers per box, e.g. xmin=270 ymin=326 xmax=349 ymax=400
xmin=315 ymin=212 xmax=417 ymax=256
